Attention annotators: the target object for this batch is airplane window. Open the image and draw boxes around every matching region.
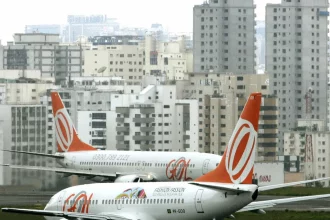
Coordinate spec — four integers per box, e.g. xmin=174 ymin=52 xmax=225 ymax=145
xmin=146 ymin=199 xmax=149 ymax=204
xmin=193 ymin=164 xmax=195 ymax=168
xmin=102 ymin=200 xmax=104 ymax=204
xmin=115 ymin=200 xmax=117 ymax=205
xmin=96 ymin=200 xmax=98 ymax=205
xmin=171 ymin=199 xmax=173 ymax=203
xmin=133 ymin=200 xmax=136 ymax=204
xmin=167 ymin=199 xmax=170 ymax=203
xmin=160 ymin=199 xmax=163 ymax=204
xmin=130 ymin=200 xmax=132 ymax=204
xmin=157 ymin=199 xmax=159 ymax=204
xmin=111 ymin=200 xmax=114 ymax=204
xmin=126 ymin=200 xmax=128 ymax=204
xmin=182 ymin=199 xmax=184 ymax=203
xmin=144 ymin=199 xmax=146 ymax=204
xmin=178 ymin=199 xmax=180 ymax=204
xmin=153 ymin=199 xmax=156 ymax=204
xmin=92 ymin=200 xmax=94 ymax=205
xmin=174 ymin=199 xmax=177 ymax=204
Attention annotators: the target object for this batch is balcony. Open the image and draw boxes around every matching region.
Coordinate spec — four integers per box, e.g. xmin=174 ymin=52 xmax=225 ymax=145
xmin=116 ymin=144 xmax=129 ymax=150
xmin=140 ymin=144 xmax=154 ymax=150
xmin=116 ymin=127 xmax=129 ymax=132
xmin=140 ymin=107 xmax=155 ymax=114
xmin=183 ymin=135 xmax=190 ymax=140
xmin=116 ymin=107 xmax=130 ymax=114
xmin=116 ymin=135 xmax=125 ymax=141
xmin=133 ymin=118 xmax=155 ymax=123
xmin=116 ymin=118 xmax=124 ymax=123
xmin=140 ymin=127 xmax=154 ymax=132
xmin=133 ymin=135 xmax=155 ymax=141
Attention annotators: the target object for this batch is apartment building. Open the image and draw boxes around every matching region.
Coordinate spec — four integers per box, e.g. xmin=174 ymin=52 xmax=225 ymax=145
xmin=283 ymin=119 xmax=330 ymax=186
xmin=0 ymin=33 xmax=85 ymax=85
xmin=0 ymin=122 xmax=4 ymax=185
xmin=83 ymin=35 xmax=193 ymax=82
xmin=0 ymin=104 xmax=55 ymax=189
xmin=111 ymin=85 xmax=198 ymax=152
xmin=183 ymin=73 xmax=278 ymax=161
xmin=193 ymin=0 xmax=256 ymax=74
xmin=266 ymin=0 xmax=329 ymax=153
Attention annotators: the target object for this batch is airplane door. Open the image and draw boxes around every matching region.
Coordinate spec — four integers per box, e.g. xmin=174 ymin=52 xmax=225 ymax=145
xmin=71 ymin=156 xmax=76 ymax=169
xmin=116 ymin=199 xmax=122 ymax=210
xmin=202 ymin=159 xmax=210 ymax=174
xmin=194 ymin=189 xmax=204 ymax=213
xmin=57 ymin=190 xmax=66 ymax=211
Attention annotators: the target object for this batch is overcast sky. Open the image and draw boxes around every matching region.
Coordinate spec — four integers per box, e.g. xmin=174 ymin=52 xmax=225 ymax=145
xmin=0 ymin=0 xmax=280 ymax=43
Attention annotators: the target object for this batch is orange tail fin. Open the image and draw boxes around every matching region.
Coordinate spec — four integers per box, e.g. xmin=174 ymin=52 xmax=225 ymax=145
xmin=51 ymin=92 xmax=97 ymax=152
xmin=195 ymin=93 xmax=262 ymax=184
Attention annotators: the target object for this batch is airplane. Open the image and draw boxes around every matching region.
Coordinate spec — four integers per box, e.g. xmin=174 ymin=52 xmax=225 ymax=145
xmin=3 ymin=92 xmax=330 ymax=220
xmin=2 ymin=91 xmax=222 ymax=183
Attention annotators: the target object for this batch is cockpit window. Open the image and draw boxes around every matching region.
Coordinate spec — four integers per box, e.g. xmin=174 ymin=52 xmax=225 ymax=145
xmin=216 ymin=163 xmax=219 ymax=166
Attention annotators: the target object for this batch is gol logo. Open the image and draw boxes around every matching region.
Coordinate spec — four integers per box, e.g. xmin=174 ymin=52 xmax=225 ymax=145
xmin=166 ymin=157 xmax=192 ymax=181
xmin=225 ymin=118 xmax=257 ymax=184
xmin=55 ymin=108 xmax=74 ymax=152
xmin=63 ymin=191 xmax=93 ymax=213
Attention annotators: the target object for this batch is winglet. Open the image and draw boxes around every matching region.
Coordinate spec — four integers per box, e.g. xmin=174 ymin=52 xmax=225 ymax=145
xmin=195 ymin=93 xmax=262 ymax=184
xmin=51 ymin=92 xmax=96 ymax=152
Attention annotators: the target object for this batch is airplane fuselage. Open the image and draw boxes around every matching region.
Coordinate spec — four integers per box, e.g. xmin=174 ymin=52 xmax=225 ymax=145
xmin=56 ymin=151 xmax=222 ymax=182
xmin=45 ymin=182 xmax=257 ymax=220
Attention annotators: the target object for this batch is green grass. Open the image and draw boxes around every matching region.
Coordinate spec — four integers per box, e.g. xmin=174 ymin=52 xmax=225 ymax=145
xmin=235 ymin=211 xmax=330 ymax=220
xmin=260 ymin=187 xmax=330 ymax=196
xmin=0 ymin=206 xmax=330 ymax=220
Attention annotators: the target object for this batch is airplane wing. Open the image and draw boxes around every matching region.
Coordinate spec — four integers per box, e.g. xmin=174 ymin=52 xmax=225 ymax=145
xmin=1 ymin=164 xmax=155 ymax=182
xmin=259 ymin=177 xmax=330 ymax=191
xmin=1 ymin=149 xmax=64 ymax=159
xmin=1 ymin=164 xmax=117 ymax=180
xmin=1 ymin=208 xmax=133 ymax=220
xmin=237 ymin=194 xmax=330 ymax=213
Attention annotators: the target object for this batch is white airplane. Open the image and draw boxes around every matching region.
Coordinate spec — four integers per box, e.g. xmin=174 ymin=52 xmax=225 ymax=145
xmin=3 ymin=92 xmax=330 ymax=220
xmin=2 ymin=91 xmax=221 ymax=182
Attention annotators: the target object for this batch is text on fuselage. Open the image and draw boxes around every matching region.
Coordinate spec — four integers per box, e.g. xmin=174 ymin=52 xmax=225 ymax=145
xmin=92 ymin=154 xmax=130 ymax=161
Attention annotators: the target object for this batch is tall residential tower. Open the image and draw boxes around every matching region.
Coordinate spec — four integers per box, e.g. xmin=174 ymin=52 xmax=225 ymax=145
xmin=266 ymin=0 xmax=329 ymax=153
xmin=193 ymin=0 xmax=256 ymax=74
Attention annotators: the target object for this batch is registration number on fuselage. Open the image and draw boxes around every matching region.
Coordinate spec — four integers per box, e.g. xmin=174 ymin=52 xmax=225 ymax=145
xmin=92 ymin=154 xmax=130 ymax=161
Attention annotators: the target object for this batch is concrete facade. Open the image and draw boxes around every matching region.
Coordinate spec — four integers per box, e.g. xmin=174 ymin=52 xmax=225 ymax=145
xmin=0 ymin=105 xmax=56 ymax=189
xmin=0 ymin=34 xmax=86 ymax=85
xmin=193 ymin=0 xmax=256 ymax=74
xmin=183 ymin=73 xmax=278 ymax=161
xmin=266 ymin=0 xmax=329 ymax=153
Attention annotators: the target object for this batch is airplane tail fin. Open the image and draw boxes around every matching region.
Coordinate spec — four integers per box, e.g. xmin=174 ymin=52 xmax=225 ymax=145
xmin=51 ymin=92 xmax=97 ymax=153
xmin=195 ymin=93 xmax=261 ymax=184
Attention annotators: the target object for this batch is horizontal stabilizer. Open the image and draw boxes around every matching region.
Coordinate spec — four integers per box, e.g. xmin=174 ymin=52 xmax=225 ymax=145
xmin=259 ymin=177 xmax=330 ymax=191
xmin=238 ymin=194 xmax=330 ymax=213
xmin=189 ymin=182 xmax=250 ymax=193
xmin=1 ymin=149 xmax=64 ymax=159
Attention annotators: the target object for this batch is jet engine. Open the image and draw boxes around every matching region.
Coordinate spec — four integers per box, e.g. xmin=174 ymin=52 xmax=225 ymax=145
xmin=252 ymin=189 xmax=259 ymax=201
xmin=114 ymin=175 xmax=144 ymax=183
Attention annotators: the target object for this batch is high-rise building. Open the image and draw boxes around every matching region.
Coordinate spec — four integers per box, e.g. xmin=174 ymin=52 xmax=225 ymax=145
xmin=0 ymin=33 xmax=85 ymax=85
xmin=83 ymin=35 xmax=193 ymax=82
xmin=64 ymin=15 xmax=120 ymax=42
xmin=0 ymin=104 xmax=55 ymax=189
xmin=183 ymin=73 xmax=278 ymax=161
xmin=266 ymin=0 xmax=329 ymax=153
xmin=193 ymin=0 xmax=256 ymax=74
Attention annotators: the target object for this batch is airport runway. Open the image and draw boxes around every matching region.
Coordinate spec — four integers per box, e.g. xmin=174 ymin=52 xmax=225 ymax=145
xmin=0 ymin=194 xmax=329 ymax=211
xmin=258 ymin=195 xmax=330 ymax=212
